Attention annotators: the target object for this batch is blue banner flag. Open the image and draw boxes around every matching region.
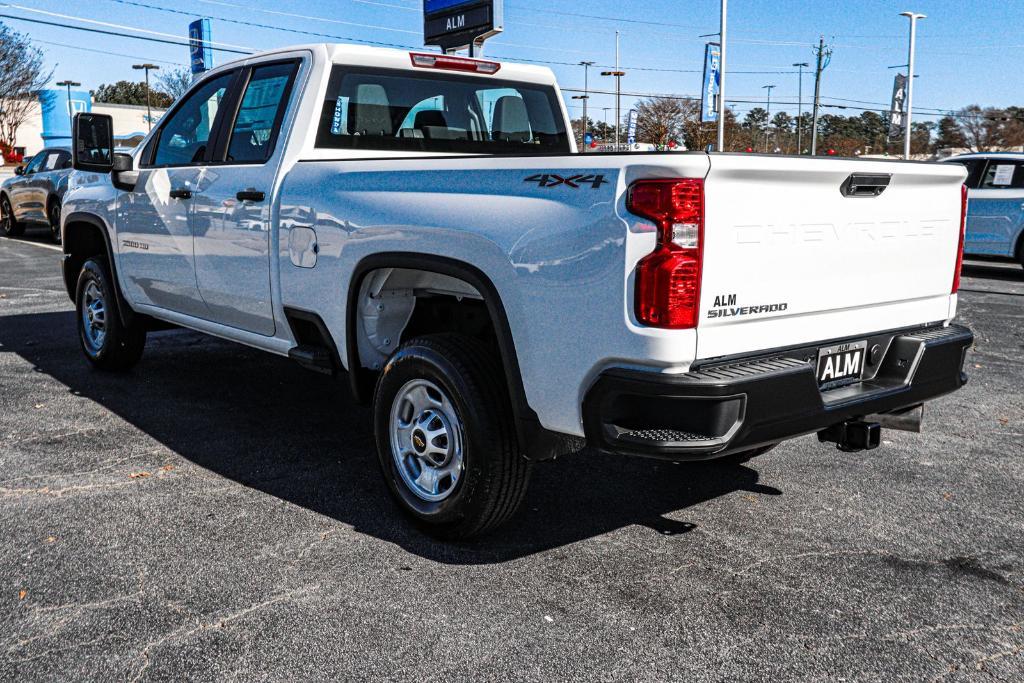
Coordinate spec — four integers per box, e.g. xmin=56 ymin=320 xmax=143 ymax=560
xmin=701 ymin=43 xmax=721 ymax=123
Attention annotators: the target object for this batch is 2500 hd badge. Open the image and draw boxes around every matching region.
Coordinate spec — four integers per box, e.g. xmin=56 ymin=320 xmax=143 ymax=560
xmin=707 ymin=293 xmax=789 ymax=319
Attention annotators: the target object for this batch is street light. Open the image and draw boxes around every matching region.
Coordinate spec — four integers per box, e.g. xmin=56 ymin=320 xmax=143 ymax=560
xmin=55 ymin=80 xmax=80 ymax=139
xmin=762 ymin=84 xmax=775 ymax=153
xmin=899 ymin=11 xmax=925 ymax=159
xmin=572 ymin=95 xmax=590 ymax=149
xmin=132 ymin=63 xmax=160 ymax=131
xmin=792 ymin=62 xmax=809 ymax=153
xmin=578 ymin=61 xmax=594 ymax=152
xmin=601 ymin=70 xmax=626 ymax=148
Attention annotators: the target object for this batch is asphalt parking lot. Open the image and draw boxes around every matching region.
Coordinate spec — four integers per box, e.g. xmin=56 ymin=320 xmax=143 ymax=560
xmin=1 ymin=232 xmax=1022 ymax=681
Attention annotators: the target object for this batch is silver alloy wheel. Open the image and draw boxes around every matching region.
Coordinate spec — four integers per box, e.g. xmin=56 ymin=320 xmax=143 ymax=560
xmin=81 ymin=280 xmax=107 ymax=353
xmin=389 ymin=378 xmax=465 ymax=502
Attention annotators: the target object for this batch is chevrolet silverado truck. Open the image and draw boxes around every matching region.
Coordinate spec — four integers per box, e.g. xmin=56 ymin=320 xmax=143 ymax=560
xmin=62 ymin=43 xmax=973 ymax=538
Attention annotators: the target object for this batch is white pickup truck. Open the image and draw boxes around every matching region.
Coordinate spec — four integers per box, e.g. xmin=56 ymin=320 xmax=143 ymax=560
xmin=62 ymin=43 xmax=973 ymax=538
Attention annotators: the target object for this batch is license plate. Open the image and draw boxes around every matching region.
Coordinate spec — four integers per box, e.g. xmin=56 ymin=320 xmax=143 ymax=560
xmin=816 ymin=340 xmax=867 ymax=389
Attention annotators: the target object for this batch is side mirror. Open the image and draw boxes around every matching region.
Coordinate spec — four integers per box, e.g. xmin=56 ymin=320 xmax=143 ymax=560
xmin=72 ymin=113 xmax=115 ymax=173
xmin=13 ymin=166 xmax=24 ymax=176
xmin=112 ymin=153 xmax=133 ymax=172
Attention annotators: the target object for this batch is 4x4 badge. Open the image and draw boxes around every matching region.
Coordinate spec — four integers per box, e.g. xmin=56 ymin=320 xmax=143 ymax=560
xmin=524 ymin=173 xmax=609 ymax=189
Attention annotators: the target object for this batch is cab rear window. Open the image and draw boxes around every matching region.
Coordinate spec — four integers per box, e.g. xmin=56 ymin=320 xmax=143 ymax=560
xmin=315 ymin=66 xmax=570 ymax=154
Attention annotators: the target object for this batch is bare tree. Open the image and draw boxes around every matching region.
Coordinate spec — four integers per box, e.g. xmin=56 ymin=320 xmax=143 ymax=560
xmin=959 ymin=105 xmax=1001 ymax=152
xmin=156 ymin=66 xmax=193 ymax=102
xmin=634 ymin=96 xmax=687 ymax=148
xmin=0 ymin=24 xmax=52 ymax=152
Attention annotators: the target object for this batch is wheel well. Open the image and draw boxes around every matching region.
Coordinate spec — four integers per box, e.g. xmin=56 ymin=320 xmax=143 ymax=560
xmin=62 ymin=220 xmax=109 ymax=297
xmin=353 ymin=267 xmax=495 ymax=373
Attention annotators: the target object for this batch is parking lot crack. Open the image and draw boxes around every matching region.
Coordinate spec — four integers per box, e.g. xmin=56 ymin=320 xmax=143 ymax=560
xmin=128 ymin=587 xmax=314 ymax=682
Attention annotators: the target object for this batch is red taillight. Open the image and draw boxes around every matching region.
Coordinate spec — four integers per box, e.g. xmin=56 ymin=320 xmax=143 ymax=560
xmin=629 ymin=179 xmax=704 ymax=329
xmin=409 ymin=52 xmax=501 ymax=74
xmin=952 ymin=183 xmax=968 ymax=294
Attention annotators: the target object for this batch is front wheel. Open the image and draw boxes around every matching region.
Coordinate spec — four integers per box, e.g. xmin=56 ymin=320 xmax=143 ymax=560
xmin=76 ymin=257 xmax=146 ymax=370
xmin=0 ymin=195 xmax=23 ymax=237
xmin=373 ymin=334 xmax=531 ymax=540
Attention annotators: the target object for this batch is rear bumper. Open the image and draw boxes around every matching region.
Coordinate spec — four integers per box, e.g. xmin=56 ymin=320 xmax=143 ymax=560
xmin=582 ymin=323 xmax=973 ymax=460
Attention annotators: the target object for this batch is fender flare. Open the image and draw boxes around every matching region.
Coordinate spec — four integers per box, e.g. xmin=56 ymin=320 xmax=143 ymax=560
xmin=62 ymin=211 xmax=135 ymax=327
xmin=346 ymin=252 xmax=567 ymax=460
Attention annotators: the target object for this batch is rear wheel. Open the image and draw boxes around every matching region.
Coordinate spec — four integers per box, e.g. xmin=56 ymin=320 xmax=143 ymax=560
xmin=76 ymin=257 xmax=146 ymax=371
xmin=373 ymin=334 xmax=531 ymax=540
xmin=0 ymin=195 xmax=23 ymax=237
xmin=47 ymin=198 xmax=61 ymax=243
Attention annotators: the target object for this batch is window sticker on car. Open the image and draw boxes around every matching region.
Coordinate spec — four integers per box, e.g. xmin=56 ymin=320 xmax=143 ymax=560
xmin=992 ymin=164 xmax=1015 ymax=186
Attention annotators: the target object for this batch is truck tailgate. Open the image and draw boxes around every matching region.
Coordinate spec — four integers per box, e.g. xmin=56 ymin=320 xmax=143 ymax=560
xmin=697 ymin=155 xmax=967 ymax=360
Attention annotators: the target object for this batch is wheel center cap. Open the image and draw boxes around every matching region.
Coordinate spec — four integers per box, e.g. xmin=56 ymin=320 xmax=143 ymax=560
xmin=411 ymin=430 xmax=427 ymax=453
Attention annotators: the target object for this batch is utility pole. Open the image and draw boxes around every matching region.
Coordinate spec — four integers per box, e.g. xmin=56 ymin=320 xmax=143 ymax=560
xmin=55 ymin=80 xmax=80 ymax=138
xmin=576 ymin=60 xmax=594 ymax=152
xmin=717 ymin=0 xmax=727 ymax=151
xmin=900 ymin=11 xmax=925 ymax=159
xmin=793 ymin=62 xmax=809 ymax=153
xmin=133 ymin=63 xmax=160 ymax=131
xmin=762 ymin=84 xmax=775 ymax=153
xmin=810 ymin=36 xmax=831 ymax=156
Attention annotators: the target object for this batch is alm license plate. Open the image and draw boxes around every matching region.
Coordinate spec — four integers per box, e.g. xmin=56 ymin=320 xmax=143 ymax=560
xmin=816 ymin=340 xmax=867 ymax=389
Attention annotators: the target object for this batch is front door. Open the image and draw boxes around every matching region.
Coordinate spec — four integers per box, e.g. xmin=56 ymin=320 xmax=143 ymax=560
xmin=966 ymin=159 xmax=1024 ymax=257
xmin=11 ymin=152 xmax=46 ymax=222
xmin=117 ymin=71 xmax=236 ymax=318
xmin=193 ymin=61 xmax=299 ymax=336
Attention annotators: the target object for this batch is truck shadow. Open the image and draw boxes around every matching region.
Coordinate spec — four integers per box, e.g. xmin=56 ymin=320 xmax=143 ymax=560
xmin=0 ymin=311 xmax=779 ymax=564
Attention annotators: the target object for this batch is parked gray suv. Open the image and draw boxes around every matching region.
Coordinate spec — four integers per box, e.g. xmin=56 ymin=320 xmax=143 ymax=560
xmin=1 ymin=147 xmax=73 ymax=243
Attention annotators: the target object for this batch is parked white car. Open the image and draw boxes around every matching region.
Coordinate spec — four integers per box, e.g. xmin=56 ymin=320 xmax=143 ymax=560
xmin=60 ymin=43 xmax=973 ymax=538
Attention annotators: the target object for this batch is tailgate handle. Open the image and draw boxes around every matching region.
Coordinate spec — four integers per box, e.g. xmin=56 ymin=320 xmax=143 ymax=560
xmin=840 ymin=173 xmax=891 ymax=197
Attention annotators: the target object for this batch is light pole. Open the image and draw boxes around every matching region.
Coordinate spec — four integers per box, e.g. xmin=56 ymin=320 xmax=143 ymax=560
xmin=601 ymin=70 xmax=626 ymax=149
xmin=793 ymin=62 xmax=809 ymax=153
xmin=55 ymin=80 xmax=80 ymax=139
xmin=578 ymin=60 xmax=594 ymax=152
xmin=899 ymin=11 xmax=925 ymax=159
xmin=717 ymin=0 xmax=728 ymax=151
xmin=762 ymin=84 xmax=775 ymax=153
xmin=132 ymin=63 xmax=160 ymax=131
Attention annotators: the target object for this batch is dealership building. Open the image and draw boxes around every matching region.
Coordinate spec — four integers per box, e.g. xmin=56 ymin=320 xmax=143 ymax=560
xmin=7 ymin=87 xmax=165 ymax=161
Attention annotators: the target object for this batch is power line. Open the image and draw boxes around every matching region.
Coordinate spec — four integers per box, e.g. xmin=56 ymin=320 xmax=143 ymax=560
xmin=0 ymin=11 xmax=251 ymax=54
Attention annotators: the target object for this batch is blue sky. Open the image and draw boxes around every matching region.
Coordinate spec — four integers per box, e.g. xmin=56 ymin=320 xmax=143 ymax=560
xmin=4 ymin=0 xmax=1020 ymax=123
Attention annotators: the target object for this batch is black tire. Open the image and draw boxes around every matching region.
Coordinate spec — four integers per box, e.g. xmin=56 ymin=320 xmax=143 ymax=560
xmin=0 ymin=194 xmax=24 ymax=237
xmin=76 ymin=257 xmax=146 ymax=371
xmin=47 ymin=197 xmax=61 ymax=244
xmin=373 ymin=334 xmax=531 ymax=540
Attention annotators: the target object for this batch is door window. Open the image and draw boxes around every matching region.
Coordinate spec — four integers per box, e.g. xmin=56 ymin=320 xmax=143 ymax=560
xmin=150 ymin=72 xmax=234 ymax=167
xmin=43 ymin=151 xmax=68 ymax=171
xmin=225 ymin=62 xmax=297 ymax=163
xmin=978 ymin=161 xmax=1024 ymax=189
xmin=23 ymin=152 xmax=45 ymax=174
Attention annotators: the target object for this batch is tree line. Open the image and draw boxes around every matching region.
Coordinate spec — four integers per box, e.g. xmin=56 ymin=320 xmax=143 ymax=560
xmin=573 ymin=96 xmax=1024 ymax=156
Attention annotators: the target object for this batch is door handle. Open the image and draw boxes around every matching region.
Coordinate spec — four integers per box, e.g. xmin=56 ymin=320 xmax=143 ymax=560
xmin=169 ymin=188 xmax=192 ymax=200
xmin=236 ymin=190 xmax=265 ymax=202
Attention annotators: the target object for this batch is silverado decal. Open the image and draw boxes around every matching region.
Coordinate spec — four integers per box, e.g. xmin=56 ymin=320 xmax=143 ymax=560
xmin=707 ymin=294 xmax=788 ymax=319
xmin=524 ymin=173 xmax=610 ymax=189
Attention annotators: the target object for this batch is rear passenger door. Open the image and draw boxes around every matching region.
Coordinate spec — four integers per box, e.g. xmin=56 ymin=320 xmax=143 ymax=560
xmin=192 ymin=59 xmax=300 ymax=336
xmin=966 ymin=159 xmax=1024 ymax=257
